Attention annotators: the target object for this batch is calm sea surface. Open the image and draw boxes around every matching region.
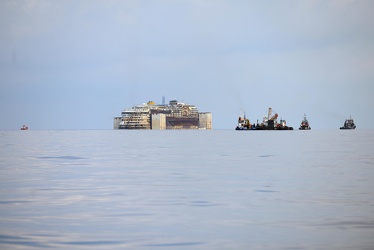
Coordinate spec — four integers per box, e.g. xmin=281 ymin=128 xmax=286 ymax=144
xmin=0 ymin=129 xmax=374 ymax=249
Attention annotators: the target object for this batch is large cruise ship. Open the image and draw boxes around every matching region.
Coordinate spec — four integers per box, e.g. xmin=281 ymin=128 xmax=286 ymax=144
xmin=114 ymin=99 xmax=212 ymax=130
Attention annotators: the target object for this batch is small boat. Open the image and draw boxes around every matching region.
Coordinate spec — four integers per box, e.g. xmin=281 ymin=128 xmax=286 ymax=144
xmin=20 ymin=125 xmax=28 ymax=130
xmin=299 ymin=114 xmax=311 ymax=130
xmin=340 ymin=116 xmax=356 ymax=129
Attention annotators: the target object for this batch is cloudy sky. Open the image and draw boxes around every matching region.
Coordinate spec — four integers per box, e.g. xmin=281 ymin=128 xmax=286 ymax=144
xmin=1 ymin=0 xmax=373 ymax=129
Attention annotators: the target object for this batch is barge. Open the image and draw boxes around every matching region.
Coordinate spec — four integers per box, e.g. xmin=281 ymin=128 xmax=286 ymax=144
xmin=236 ymin=107 xmax=293 ymax=130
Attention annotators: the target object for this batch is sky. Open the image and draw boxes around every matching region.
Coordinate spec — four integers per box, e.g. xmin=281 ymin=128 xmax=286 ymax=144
xmin=1 ymin=0 xmax=373 ymax=129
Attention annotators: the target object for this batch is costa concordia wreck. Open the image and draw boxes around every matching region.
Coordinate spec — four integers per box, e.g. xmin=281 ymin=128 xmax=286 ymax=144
xmin=113 ymin=99 xmax=212 ymax=130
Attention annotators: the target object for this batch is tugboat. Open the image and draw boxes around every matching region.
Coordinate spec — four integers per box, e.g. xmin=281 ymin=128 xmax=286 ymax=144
xmin=20 ymin=125 xmax=28 ymax=130
xmin=340 ymin=116 xmax=356 ymax=129
xmin=235 ymin=112 xmax=252 ymax=130
xmin=299 ymin=114 xmax=311 ymax=130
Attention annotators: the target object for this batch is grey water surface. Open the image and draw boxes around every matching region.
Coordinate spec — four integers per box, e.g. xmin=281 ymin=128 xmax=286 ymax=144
xmin=0 ymin=129 xmax=373 ymax=249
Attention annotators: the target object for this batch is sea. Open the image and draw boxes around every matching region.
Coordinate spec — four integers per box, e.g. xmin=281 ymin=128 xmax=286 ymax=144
xmin=0 ymin=129 xmax=373 ymax=249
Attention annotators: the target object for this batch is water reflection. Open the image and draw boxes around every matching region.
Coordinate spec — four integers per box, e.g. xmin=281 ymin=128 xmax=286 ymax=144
xmin=1 ymin=130 xmax=374 ymax=249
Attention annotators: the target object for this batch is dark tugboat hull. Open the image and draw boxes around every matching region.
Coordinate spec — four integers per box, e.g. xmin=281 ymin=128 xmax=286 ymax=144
xmin=340 ymin=127 xmax=356 ymax=130
xmin=299 ymin=126 xmax=311 ymax=130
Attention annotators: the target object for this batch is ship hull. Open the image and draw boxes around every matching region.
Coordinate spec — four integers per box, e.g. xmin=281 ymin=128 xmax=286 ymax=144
xmin=340 ymin=127 xmax=356 ymax=130
xmin=299 ymin=126 xmax=311 ymax=130
xmin=236 ymin=125 xmax=293 ymax=130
